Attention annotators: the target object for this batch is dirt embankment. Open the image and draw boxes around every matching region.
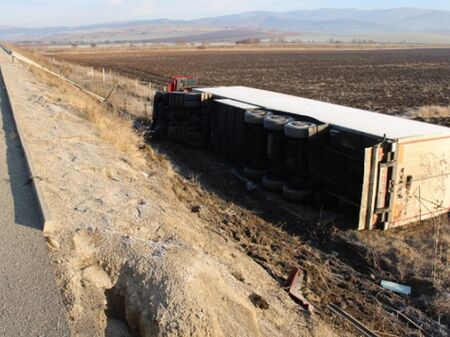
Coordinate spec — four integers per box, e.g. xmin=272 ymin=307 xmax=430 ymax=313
xmin=3 ymin=50 xmax=337 ymax=337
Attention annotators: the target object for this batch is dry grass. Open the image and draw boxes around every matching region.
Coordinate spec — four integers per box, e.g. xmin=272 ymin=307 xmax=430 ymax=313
xmin=407 ymin=105 xmax=450 ymax=126
xmin=13 ymin=45 xmax=155 ymax=120
xmin=27 ymin=63 xmax=168 ymax=175
xmin=10 ymin=43 xmax=154 ymax=162
xmin=408 ymin=105 xmax=450 ymax=119
xmin=349 ymin=214 xmax=450 ymax=325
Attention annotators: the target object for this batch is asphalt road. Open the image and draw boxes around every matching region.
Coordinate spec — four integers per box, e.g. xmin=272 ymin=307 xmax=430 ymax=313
xmin=0 ymin=63 xmax=70 ymax=336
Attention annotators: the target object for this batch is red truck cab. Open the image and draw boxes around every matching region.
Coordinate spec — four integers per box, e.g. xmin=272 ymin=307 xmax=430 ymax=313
xmin=167 ymin=76 xmax=197 ymax=92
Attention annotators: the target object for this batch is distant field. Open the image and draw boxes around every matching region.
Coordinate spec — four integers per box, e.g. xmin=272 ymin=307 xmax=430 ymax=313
xmin=54 ymin=47 xmax=450 ymax=115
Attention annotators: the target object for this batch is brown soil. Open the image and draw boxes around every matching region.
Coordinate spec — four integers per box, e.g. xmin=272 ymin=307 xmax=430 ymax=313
xmin=150 ymin=138 xmax=450 ymax=337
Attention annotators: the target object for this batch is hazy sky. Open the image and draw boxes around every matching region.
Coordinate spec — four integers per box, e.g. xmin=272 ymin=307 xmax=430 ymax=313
xmin=1 ymin=0 xmax=450 ymax=27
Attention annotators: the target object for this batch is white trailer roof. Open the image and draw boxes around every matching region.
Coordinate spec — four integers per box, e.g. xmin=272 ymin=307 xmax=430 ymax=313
xmin=214 ymin=99 xmax=260 ymax=110
xmin=198 ymin=86 xmax=450 ymax=139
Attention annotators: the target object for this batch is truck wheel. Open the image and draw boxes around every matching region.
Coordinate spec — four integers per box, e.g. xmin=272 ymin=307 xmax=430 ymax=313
xmin=282 ymin=184 xmax=312 ymax=203
xmin=286 ymin=121 xmax=329 ymax=139
xmin=243 ymin=167 xmax=266 ymax=181
xmin=284 ymin=121 xmax=316 ymax=139
xmin=264 ymin=115 xmax=294 ymax=131
xmin=245 ymin=109 xmax=272 ymax=125
xmin=262 ymin=175 xmax=285 ymax=192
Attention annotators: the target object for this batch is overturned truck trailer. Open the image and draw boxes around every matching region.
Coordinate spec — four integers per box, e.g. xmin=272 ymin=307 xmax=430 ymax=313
xmin=151 ymin=86 xmax=450 ymax=230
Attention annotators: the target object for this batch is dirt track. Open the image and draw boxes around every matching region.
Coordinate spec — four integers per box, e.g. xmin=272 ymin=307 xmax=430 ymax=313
xmin=0 ymin=59 xmax=69 ymax=336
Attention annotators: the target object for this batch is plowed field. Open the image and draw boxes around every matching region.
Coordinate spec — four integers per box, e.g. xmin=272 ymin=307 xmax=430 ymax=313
xmin=55 ymin=47 xmax=450 ymax=115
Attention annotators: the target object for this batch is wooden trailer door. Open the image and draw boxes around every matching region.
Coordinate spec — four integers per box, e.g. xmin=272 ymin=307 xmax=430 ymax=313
xmin=388 ymin=134 xmax=450 ymax=228
xmin=359 ymin=141 xmax=399 ymax=230
xmin=358 ymin=143 xmax=383 ymax=230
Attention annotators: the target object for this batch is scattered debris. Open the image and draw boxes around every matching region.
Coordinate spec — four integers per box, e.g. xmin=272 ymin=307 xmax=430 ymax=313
xmin=328 ymin=303 xmax=380 ymax=337
xmin=94 ymin=198 xmax=104 ymax=205
xmin=74 ymin=206 xmax=88 ymax=213
xmin=232 ymin=270 xmax=245 ymax=282
xmin=286 ymin=268 xmax=314 ymax=312
xmin=231 ymin=169 xmax=257 ymax=191
xmin=250 ymin=208 xmax=264 ymax=216
xmin=384 ymin=305 xmax=432 ymax=337
xmin=102 ymin=84 xmax=117 ymax=105
xmin=232 ymin=231 xmax=242 ymax=241
xmin=381 ymin=280 xmax=412 ymax=296
xmin=249 ymin=293 xmax=269 ymax=310
xmin=45 ymin=236 xmax=60 ymax=250
xmin=191 ymin=205 xmax=201 ymax=213
xmin=246 ymin=181 xmax=257 ymax=192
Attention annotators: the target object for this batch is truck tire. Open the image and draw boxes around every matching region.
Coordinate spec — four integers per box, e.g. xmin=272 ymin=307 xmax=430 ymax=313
xmin=264 ymin=115 xmax=294 ymax=131
xmin=262 ymin=175 xmax=285 ymax=192
xmin=243 ymin=167 xmax=266 ymax=181
xmin=282 ymin=184 xmax=312 ymax=203
xmin=284 ymin=121 xmax=317 ymax=139
xmin=245 ymin=110 xmax=272 ymax=125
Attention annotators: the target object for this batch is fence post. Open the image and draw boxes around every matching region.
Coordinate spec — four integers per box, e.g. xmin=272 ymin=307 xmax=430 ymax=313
xmin=102 ymin=68 xmax=105 ymax=84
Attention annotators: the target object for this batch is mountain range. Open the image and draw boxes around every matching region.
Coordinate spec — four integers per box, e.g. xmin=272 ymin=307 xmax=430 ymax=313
xmin=195 ymin=8 xmax=450 ymax=34
xmin=1 ymin=8 xmax=450 ymax=43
